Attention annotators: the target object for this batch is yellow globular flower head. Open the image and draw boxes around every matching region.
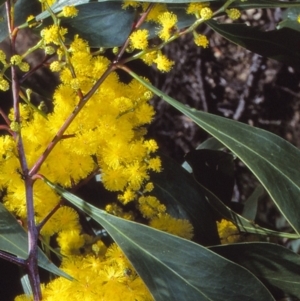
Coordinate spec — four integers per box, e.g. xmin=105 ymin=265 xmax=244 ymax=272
xmin=118 ymin=188 xmax=136 ymax=205
xmin=0 ymin=49 xmax=7 ymax=64
xmin=226 ymin=8 xmax=241 ymax=20
xmin=217 ymin=219 xmax=241 ymax=244
xmin=186 ymin=2 xmax=210 ymax=15
xmin=144 ymin=139 xmax=158 ymax=153
xmin=298 ymin=15 xmax=300 ymax=23
xmin=138 ymin=195 xmax=166 ymax=219
xmin=44 ymin=45 xmax=55 ymax=55
xmin=41 ymin=24 xmax=68 ymax=45
xmin=0 ymin=76 xmax=9 ymax=91
xmin=143 ymin=182 xmax=154 ymax=193
xmin=157 ymin=11 xmax=178 ymax=41
xmin=57 ymin=229 xmax=85 ymax=255
xmin=200 ymin=7 xmax=213 ymax=20
xmin=19 ymin=62 xmax=30 ymax=72
xmin=141 ymin=50 xmax=158 ymax=66
xmin=62 ymin=5 xmax=78 ymax=18
xmin=144 ymin=3 xmax=167 ymax=22
xmin=50 ymin=60 xmax=62 ymax=72
xmin=148 ymin=156 xmax=162 ymax=172
xmin=150 ymin=214 xmax=194 ymax=240
xmin=130 ymin=29 xmax=149 ymax=50
xmin=154 ymin=52 xmax=174 ymax=72
xmin=10 ymin=54 xmax=22 ymax=65
xmin=193 ymin=33 xmax=209 ymax=48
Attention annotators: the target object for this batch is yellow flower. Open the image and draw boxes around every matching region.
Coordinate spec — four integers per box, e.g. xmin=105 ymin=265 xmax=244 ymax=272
xmin=14 ymin=295 xmax=33 ymax=301
xmin=141 ymin=50 xmax=158 ymax=66
xmin=200 ymin=7 xmax=213 ymax=20
xmin=19 ymin=62 xmax=30 ymax=72
xmin=41 ymin=24 xmax=68 ymax=45
xmin=130 ymin=29 xmax=149 ymax=50
xmin=125 ymin=161 xmax=149 ymax=190
xmin=150 ymin=214 xmax=194 ymax=240
xmin=10 ymin=54 xmax=22 ymax=65
xmin=122 ymin=1 xmax=141 ymax=9
xmin=217 ymin=219 xmax=241 ymax=244
xmin=186 ymin=2 xmax=210 ymax=15
xmin=148 ymin=157 xmax=162 ymax=172
xmin=226 ymin=8 xmax=241 ymax=20
xmin=102 ymin=168 xmax=128 ymax=191
xmin=138 ymin=195 xmax=166 ymax=219
xmin=144 ymin=139 xmax=158 ymax=153
xmin=0 ymin=76 xmax=9 ymax=91
xmin=50 ymin=61 xmax=62 ymax=72
xmin=154 ymin=52 xmax=174 ymax=72
xmin=298 ymin=15 xmax=300 ymax=23
xmin=144 ymin=3 xmax=167 ymax=22
xmin=57 ymin=229 xmax=85 ymax=255
xmin=157 ymin=12 xmax=178 ymax=41
xmin=193 ymin=33 xmax=209 ymax=48
xmin=143 ymin=182 xmax=154 ymax=193
xmin=118 ymin=188 xmax=136 ymax=204
xmin=62 ymin=5 xmax=78 ymax=18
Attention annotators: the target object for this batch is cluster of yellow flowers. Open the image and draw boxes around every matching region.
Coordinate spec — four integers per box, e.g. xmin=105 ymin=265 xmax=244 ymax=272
xmin=0 ymin=1 xmax=246 ymax=300
xmin=16 ymin=242 xmax=154 ymax=301
xmin=0 ymin=2 xmax=202 ymax=300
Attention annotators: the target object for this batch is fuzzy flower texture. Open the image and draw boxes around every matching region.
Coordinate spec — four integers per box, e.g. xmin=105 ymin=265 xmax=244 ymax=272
xmin=0 ymin=7 xmax=194 ymax=300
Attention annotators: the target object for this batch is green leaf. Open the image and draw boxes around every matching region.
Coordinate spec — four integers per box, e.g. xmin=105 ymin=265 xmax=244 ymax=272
xmin=124 ymin=69 xmax=300 ymax=235
xmin=151 ymin=153 xmax=220 ymax=245
xmin=233 ymin=0 xmax=300 ymax=10
xmin=0 ymin=203 xmax=73 ymax=281
xmin=185 ymin=149 xmax=234 ymax=205
xmin=277 ymin=7 xmax=300 ymax=32
xmin=242 ymin=185 xmax=265 ymax=221
xmin=44 ymin=178 xmax=276 ymax=301
xmin=192 ymin=172 xmax=299 ymax=239
xmin=0 ymin=0 xmax=40 ymax=43
xmin=61 ymin=2 xmax=135 ymax=48
xmin=36 ymin=2 xmax=136 ymax=48
xmin=36 ymin=0 xmax=89 ymax=19
xmin=211 ymin=242 xmax=300 ymax=299
xmin=196 ymin=137 xmax=225 ymax=150
xmin=207 ymin=20 xmax=300 ymax=70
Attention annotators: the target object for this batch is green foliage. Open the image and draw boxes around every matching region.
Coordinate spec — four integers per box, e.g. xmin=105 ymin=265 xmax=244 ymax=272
xmin=44 ymin=178 xmax=275 ymax=301
xmin=0 ymin=203 xmax=73 ymax=280
xmin=2 ymin=1 xmax=300 ymax=300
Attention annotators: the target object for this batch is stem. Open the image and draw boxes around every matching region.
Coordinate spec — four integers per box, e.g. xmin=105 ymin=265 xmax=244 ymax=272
xmin=6 ymin=1 xmax=41 ymax=299
xmin=0 ymin=107 xmax=11 ymax=126
xmin=0 ymin=250 xmax=26 ymax=266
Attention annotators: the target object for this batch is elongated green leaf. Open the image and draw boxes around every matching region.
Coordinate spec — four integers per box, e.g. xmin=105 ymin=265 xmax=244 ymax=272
xmin=242 ymin=185 xmax=265 ymax=221
xmin=211 ymin=242 xmax=300 ymax=299
xmin=44 ymin=178 xmax=275 ymax=301
xmin=151 ymin=153 xmax=220 ymax=245
xmin=196 ymin=137 xmax=225 ymax=150
xmin=61 ymin=2 xmax=135 ymax=48
xmin=36 ymin=0 xmax=89 ymax=19
xmin=124 ymin=69 xmax=300 ymax=235
xmin=202 ymin=184 xmax=299 ymax=239
xmin=207 ymin=20 xmax=300 ymax=70
xmin=0 ymin=203 xmax=73 ymax=280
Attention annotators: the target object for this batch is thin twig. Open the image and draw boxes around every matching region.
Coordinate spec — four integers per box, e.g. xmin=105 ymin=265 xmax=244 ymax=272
xmin=6 ymin=1 xmax=41 ymax=300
